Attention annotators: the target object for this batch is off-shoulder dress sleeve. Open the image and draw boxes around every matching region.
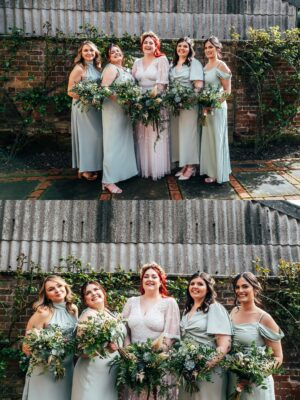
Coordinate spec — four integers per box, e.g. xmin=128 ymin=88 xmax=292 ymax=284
xmin=163 ymin=297 xmax=180 ymax=339
xmin=156 ymin=56 xmax=170 ymax=85
xmin=190 ymin=58 xmax=204 ymax=81
xmin=216 ymin=68 xmax=232 ymax=80
xmin=258 ymin=323 xmax=284 ymax=342
xmin=206 ymin=302 xmax=233 ymax=336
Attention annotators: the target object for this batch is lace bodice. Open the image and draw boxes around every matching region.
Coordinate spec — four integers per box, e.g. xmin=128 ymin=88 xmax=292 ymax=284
xmin=132 ymin=56 xmax=169 ymax=90
xmin=122 ymin=296 xmax=180 ymax=343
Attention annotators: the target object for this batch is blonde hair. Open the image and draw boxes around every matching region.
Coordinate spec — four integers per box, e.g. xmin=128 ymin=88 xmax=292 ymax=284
xmin=73 ymin=40 xmax=101 ymax=71
xmin=34 ymin=275 xmax=75 ymax=314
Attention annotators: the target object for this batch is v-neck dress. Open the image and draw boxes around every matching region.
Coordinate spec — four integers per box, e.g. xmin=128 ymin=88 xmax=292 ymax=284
xmin=228 ymin=318 xmax=284 ymax=400
xmin=101 ymin=64 xmax=138 ymax=184
xmin=71 ymin=307 xmax=126 ymax=400
xmin=179 ymin=302 xmax=232 ymax=400
xmin=132 ymin=56 xmax=171 ymax=180
xmin=22 ymin=303 xmax=77 ymax=400
xmin=169 ymin=58 xmax=204 ymax=166
xmin=199 ymin=67 xmax=232 ymax=183
xmin=122 ymin=296 xmax=180 ymax=400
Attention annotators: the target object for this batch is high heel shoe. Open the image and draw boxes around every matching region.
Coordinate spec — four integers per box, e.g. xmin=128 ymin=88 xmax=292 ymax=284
xmin=178 ymin=167 xmax=196 ymax=180
xmin=204 ymin=177 xmax=216 ymax=183
xmin=175 ymin=167 xmax=187 ymax=177
xmin=102 ymin=183 xmax=122 ymax=194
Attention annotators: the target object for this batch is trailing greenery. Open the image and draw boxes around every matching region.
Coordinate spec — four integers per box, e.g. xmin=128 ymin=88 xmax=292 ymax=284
xmin=231 ymin=26 xmax=300 ymax=153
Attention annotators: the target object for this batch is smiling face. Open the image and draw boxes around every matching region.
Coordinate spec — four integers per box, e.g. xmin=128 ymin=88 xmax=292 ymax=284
xmin=108 ymin=45 xmax=123 ymax=65
xmin=142 ymin=36 xmax=156 ymax=56
xmin=188 ymin=277 xmax=208 ymax=303
xmin=142 ymin=268 xmax=161 ymax=294
xmin=235 ymin=277 xmax=255 ymax=304
xmin=177 ymin=41 xmax=190 ymax=58
xmin=84 ymin=283 xmax=105 ymax=310
xmin=45 ymin=279 xmax=67 ymax=303
xmin=81 ymin=44 xmax=96 ymax=62
xmin=204 ymin=40 xmax=218 ymax=59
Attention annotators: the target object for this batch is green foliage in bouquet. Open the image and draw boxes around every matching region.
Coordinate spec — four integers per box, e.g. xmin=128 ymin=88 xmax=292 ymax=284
xmin=196 ymin=85 xmax=231 ymax=109
xmin=221 ymin=342 xmax=283 ymax=399
xmin=168 ymin=339 xmax=216 ymax=394
xmin=76 ymin=312 xmax=125 ymax=359
xmin=71 ymin=79 xmax=112 ymax=111
xmin=23 ymin=325 xmax=75 ymax=380
xmin=110 ymin=336 xmax=170 ymax=400
xmin=163 ymin=81 xmax=197 ymax=116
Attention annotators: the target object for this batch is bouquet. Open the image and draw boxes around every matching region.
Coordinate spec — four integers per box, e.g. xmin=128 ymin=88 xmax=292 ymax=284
xmin=23 ymin=325 xmax=75 ymax=380
xmin=110 ymin=336 xmax=170 ymax=400
xmin=71 ymin=79 xmax=112 ymax=111
xmin=221 ymin=342 xmax=283 ymax=399
xmin=76 ymin=312 xmax=125 ymax=359
xmin=163 ymin=81 xmax=197 ymax=116
xmin=196 ymin=85 xmax=230 ymax=124
xmin=111 ymin=80 xmax=143 ymax=121
xmin=168 ymin=339 xmax=217 ymax=394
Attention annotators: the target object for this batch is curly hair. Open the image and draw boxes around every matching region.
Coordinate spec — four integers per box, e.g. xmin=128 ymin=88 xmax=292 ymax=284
xmin=232 ymin=272 xmax=263 ymax=307
xmin=73 ymin=40 xmax=101 ymax=70
xmin=172 ymin=37 xmax=195 ymax=67
xmin=139 ymin=262 xmax=169 ymax=297
xmin=34 ymin=275 xmax=75 ymax=315
xmin=140 ymin=31 xmax=165 ymax=58
xmin=184 ymin=272 xmax=217 ymax=314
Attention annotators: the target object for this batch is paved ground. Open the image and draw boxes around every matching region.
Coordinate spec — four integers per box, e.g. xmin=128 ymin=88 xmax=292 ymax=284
xmin=0 ymin=159 xmax=300 ymax=200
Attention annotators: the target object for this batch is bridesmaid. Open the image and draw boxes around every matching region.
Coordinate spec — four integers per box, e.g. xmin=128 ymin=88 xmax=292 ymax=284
xmin=71 ymin=281 xmax=123 ymax=400
xmin=179 ymin=272 xmax=232 ymax=400
xmin=101 ymin=44 xmax=138 ymax=194
xmin=68 ymin=41 xmax=103 ymax=181
xmin=22 ymin=276 xmax=78 ymax=400
xmin=228 ymin=272 xmax=284 ymax=399
xmin=132 ymin=31 xmax=171 ymax=180
xmin=169 ymin=37 xmax=204 ymax=180
xmin=199 ymin=36 xmax=232 ymax=184
xmin=122 ymin=262 xmax=180 ymax=399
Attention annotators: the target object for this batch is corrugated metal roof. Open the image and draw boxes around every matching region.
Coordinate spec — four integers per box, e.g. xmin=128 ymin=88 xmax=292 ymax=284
xmin=0 ymin=200 xmax=299 ymax=274
xmin=0 ymin=1 xmax=297 ymax=39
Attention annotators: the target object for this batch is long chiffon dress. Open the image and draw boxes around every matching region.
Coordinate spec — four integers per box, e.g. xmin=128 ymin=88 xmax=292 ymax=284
xmin=132 ymin=56 xmax=171 ymax=180
xmin=228 ymin=313 xmax=284 ymax=400
xmin=101 ymin=64 xmax=138 ymax=184
xmin=71 ymin=62 xmax=103 ymax=173
xmin=122 ymin=296 xmax=180 ymax=400
xmin=199 ymin=67 xmax=232 ymax=183
xmin=179 ymin=302 xmax=232 ymax=400
xmin=71 ymin=308 xmax=125 ymax=400
xmin=22 ymin=303 xmax=77 ymax=400
xmin=169 ymin=58 xmax=204 ymax=166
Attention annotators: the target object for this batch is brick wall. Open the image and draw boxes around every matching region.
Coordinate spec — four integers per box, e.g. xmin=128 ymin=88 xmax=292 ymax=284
xmin=0 ymin=37 xmax=299 ymax=144
xmin=0 ymin=273 xmax=299 ymax=399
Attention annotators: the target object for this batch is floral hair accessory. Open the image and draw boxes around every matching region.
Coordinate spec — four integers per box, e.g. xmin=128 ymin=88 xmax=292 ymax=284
xmin=139 ymin=262 xmax=166 ymax=278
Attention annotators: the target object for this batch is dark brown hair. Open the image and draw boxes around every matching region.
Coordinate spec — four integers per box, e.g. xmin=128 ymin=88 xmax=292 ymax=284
xmin=80 ymin=281 xmax=108 ymax=308
xmin=184 ymin=272 xmax=217 ymax=314
xmin=232 ymin=272 xmax=263 ymax=307
xmin=204 ymin=36 xmax=223 ymax=59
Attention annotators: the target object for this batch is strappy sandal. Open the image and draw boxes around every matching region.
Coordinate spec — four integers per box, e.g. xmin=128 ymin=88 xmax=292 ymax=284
xmin=102 ymin=183 xmax=122 ymax=194
xmin=178 ymin=166 xmax=196 ymax=180
xmin=175 ymin=167 xmax=187 ymax=177
xmin=204 ymin=177 xmax=217 ymax=183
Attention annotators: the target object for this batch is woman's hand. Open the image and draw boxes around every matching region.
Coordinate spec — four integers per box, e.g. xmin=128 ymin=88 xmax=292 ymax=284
xmin=107 ymin=342 xmax=119 ymax=353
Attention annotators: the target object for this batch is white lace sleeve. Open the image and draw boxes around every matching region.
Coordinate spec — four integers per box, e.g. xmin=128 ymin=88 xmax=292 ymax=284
xmin=122 ymin=297 xmax=133 ymax=319
xmin=156 ymin=56 xmax=170 ymax=85
xmin=131 ymin=59 xmax=138 ymax=79
xmin=163 ymin=297 xmax=180 ymax=340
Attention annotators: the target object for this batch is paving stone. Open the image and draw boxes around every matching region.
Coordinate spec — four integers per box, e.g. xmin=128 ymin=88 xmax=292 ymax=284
xmin=273 ymin=161 xmax=300 ymax=169
xmin=290 ymin=170 xmax=300 ymax=180
xmin=0 ymin=181 xmax=40 ymax=199
xmin=39 ymin=179 xmax=101 ymax=200
xmin=235 ymin=171 xmax=300 ymax=197
xmin=233 ymin=162 xmax=265 ymax=169
xmin=116 ymin=176 xmax=170 ymax=200
xmin=178 ymin=176 xmax=239 ymax=199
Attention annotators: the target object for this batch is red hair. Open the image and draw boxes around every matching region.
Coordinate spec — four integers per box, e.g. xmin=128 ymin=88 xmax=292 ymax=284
xmin=140 ymin=32 xmax=165 ymax=58
xmin=139 ymin=265 xmax=169 ymax=297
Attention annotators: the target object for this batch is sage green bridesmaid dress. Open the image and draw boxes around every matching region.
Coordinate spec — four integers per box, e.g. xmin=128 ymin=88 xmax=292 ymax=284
xmin=22 ymin=303 xmax=77 ymax=400
xmin=228 ymin=314 xmax=284 ymax=400
xmin=199 ymin=67 xmax=232 ymax=183
xmin=71 ymin=62 xmax=103 ymax=173
xmin=169 ymin=58 xmax=204 ymax=166
xmin=101 ymin=64 xmax=138 ymax=185
xmin=71 ymin=308 xmax=125 ymax=400
xmin=179 ymin=302 xmax=232 ymax=400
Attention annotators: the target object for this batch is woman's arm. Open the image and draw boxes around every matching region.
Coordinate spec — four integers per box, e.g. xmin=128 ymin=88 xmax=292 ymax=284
xmin=67 ymin=65 xmax=84 ymax=99
xmin=218 ymin=61 xmax=231 ymax=95
xmin=261 ymin=314 xmax=283 ymax=366
xmin=101 ymin=64 xmax=118 ymax=87
xmin=193 ymin=80 xmax=204 ymax=91
xmin=22 ymin=308 xmax=52 ymax=356
xmin=206 ymin=334 xmax=231 ymax=369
